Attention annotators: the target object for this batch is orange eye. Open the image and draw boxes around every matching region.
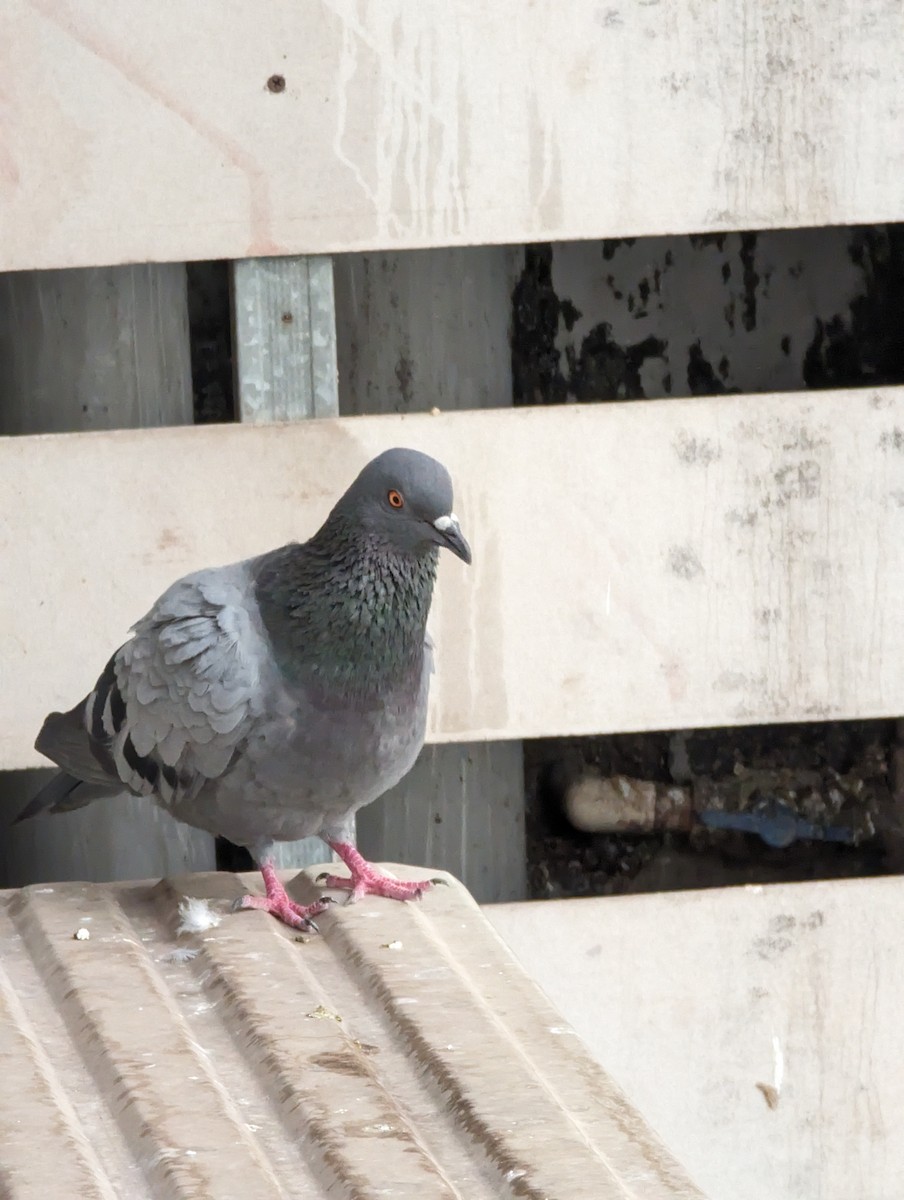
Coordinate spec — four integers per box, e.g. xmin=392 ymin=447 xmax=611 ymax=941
xmin=387 ymin=489 xmax=404 ymax=509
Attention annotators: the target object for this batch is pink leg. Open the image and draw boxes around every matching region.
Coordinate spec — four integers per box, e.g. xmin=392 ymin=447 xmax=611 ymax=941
xmin=318 ymin=841 xmax=441 ymax=903
xmin=234 ymin=861 xmax=333 ymax=931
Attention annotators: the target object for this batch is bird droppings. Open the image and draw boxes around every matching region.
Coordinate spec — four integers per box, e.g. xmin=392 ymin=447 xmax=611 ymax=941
xmin=162 ymin=946 xmax=199 ymax=964
xmin=306 ymin=1004 xmax=342 ymax=1023
xmin=352 ymin=1041 xmax=380 ymax=1056
xmin=73 ymin=927 xmax=90 ymax=941
xmin=505 ymin=1168 xmax=527 ymax=1182
xmin=381 ymin=940 xmax=403 ymax=950
xmin=177 ymin=897 xmax=222 ymax=935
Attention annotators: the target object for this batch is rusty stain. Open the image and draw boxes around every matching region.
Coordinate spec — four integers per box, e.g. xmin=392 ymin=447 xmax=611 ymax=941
xmin=281 ymin=311 xmax=293 ymax=324
xmin=310 ymin=1050 xmax=370 ymax=1077
xmin=156 ymin=527 xmax=182 ymax=552
xmin=755 ymin=1082 xmax=780 ymax=1110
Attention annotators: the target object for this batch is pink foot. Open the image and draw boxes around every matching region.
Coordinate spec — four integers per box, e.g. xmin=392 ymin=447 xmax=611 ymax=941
xmin=319 ymin=841 xmax=443 ymax=904
xmin=234 ymin=862 xmax=333 ymax=931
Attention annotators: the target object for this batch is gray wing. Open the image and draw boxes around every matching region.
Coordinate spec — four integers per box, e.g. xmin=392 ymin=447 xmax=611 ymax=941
xmin=84 ymin=565 xmax=268 ymax=806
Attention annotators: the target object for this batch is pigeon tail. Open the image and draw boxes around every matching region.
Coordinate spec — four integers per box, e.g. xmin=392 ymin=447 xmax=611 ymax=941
xmin=15 ymin=771 xmax=118 ymax=823
xmin=17 ymin=706 xmax=120 ymax=822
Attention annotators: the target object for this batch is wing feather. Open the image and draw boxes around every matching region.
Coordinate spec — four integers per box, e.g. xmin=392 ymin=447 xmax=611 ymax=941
xmin=81 ymin=568 xmax=267 ymax=805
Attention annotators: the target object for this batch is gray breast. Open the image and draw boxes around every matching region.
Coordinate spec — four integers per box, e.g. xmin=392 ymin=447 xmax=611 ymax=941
xmin=171 ymin=647 xmax=431 ymax=847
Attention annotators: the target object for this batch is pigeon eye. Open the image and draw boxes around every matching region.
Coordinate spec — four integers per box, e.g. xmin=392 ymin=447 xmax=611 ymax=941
xmin=387 ymin=489 xmax=404 ymax=509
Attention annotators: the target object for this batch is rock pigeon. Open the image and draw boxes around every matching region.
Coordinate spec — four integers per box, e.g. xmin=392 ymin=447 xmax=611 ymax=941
xmin=19 ymin=447 xmax=471 ymax=930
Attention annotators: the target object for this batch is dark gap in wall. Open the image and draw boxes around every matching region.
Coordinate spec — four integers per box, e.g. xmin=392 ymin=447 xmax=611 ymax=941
xmin=512 ymin=224 xmax=904 ymax=405
xmin=186 ymin=261 xmax=236 ymax=424
xmin=512 ymin=222 xmax=904 ymax=895
xmin=185 ymin=260 xmax=250 ymax=870
xmin=527 ymin=719 xmax=900 ymax=899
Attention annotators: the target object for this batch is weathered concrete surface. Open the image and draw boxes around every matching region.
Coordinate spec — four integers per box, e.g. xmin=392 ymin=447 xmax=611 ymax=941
xmin=0 ymin=867 xmax=705 ymax=1198
xmin=2 ymin=392 xmax=902 ymax=773
xmin=3 ymin=2 xmax=902 ymax=269
xmin=487 ymin=876 xmax=904 ymax=1200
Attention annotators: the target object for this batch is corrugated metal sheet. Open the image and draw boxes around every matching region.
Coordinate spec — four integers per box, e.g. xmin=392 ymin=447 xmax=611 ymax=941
xmin=0 ymin=866 xmax=705 ymax=1199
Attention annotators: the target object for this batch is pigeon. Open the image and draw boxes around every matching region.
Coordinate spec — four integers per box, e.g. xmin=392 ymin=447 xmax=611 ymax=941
xmin=19 ymin=447 xmax=471 ymax=931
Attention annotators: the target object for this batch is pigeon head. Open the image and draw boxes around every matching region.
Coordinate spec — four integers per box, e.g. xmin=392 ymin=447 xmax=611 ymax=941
xmin=335 ymin=448 xmax=471 ymax=564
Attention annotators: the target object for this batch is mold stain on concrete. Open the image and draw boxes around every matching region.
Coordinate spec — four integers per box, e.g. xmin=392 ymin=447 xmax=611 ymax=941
xmin=667 ymin=544 xmax=704 ymax=580
xmin=674 ymin=431 xmax=722 ymax=467
xmin=803 ymin=227 xmax=904 ymax=389
xmin=687 ymin=340 xmax=730 ymax=395
xmin=511 ymin=244 xmax=667 ymax=404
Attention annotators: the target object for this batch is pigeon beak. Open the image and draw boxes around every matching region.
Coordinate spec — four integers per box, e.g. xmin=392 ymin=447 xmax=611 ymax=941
xmin=432 ymin=513 xmax=472 ymax=564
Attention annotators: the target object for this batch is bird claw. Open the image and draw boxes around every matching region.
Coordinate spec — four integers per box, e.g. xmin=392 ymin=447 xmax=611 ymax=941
xmin=321 ymin=872 xmax=438 ymax=903
xmin=233 ymin=884 xmax=333 ymax=932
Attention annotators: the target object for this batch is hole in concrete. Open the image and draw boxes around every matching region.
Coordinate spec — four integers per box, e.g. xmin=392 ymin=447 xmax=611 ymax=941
xmin=526 ymin=719 xmax=901 ymax=897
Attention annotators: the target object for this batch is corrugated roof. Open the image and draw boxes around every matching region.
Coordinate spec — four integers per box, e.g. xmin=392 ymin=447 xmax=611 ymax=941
xmin=0 ymin=866 xmax=705 ymax=1199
